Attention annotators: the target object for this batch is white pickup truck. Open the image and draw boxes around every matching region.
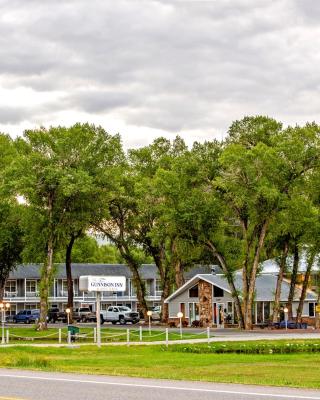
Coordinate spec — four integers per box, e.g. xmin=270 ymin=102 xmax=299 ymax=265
xmin=103 ymin=306 xmax=140 ymax=325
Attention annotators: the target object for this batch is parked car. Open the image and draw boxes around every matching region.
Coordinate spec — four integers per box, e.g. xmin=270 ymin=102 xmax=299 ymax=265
xmin=47 ymin=308 xmax=67 ymax=323
xmin=81 ymin=311 xmax=105 ymax=324
xmin=274 ymin=320 xmax=308 ymax=329
xmin=73 ymin=307 xmax=93 ymax=322
xmin=150 ymin=305 xmax=161 ymax=321
xmin=13 ymin=309 xmax=40 ymax=324
xmin=104 ymin=306 xmax=140 ymax=325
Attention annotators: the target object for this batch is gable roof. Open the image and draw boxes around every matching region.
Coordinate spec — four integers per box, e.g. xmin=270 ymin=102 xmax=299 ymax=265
xmin=165 ymin=273 xmax=318 ymax=303
xmin=165 ymin=274 xmax=231 ymax=303
xmin=260 ymin=253 xmax=320 ymax=274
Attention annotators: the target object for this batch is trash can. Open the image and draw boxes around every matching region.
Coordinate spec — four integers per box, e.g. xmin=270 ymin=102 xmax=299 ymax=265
xmin=67 ymin=325 xmax=79 ymax=342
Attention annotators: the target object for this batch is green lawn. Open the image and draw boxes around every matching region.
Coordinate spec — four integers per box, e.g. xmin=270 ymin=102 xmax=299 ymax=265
xmin=0 ymin=341 xmax=320 ymax=388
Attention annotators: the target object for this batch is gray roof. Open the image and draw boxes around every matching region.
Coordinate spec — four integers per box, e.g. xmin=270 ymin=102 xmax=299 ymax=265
xmin=165 ymin=273 xmax=317 ymax=303
xmin=260 ymin=253 xmax=320 ymax=273
xmin=9 ymin=263 xmax=212 ymax=280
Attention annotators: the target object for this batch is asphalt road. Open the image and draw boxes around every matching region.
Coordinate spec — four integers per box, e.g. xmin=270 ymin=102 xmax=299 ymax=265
xmin=0 ymin=369 xmax=319 ymax=400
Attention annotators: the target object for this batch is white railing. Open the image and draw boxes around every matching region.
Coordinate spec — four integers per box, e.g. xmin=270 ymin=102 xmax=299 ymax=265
xmin=4 ymin=292 xmax=17 ymax=298
xmin=26 ymin=291 xmax=39 ymax=297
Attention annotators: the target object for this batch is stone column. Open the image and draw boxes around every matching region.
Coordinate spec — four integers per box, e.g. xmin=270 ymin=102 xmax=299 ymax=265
xmin=199 ymin=280 xmax=213 ymax=327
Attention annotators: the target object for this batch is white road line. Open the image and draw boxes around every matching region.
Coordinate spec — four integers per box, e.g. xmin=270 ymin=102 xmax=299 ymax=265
xmin=0 ymin=373 xmax=319 ymax=399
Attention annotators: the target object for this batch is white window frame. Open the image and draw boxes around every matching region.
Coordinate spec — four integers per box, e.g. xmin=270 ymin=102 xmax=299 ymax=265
xmin=26 ymin=280 xmax=37 ymax=296
xmin=155 ymin=280 xmax=162 ymax=296
xmin=5 ymin=280 xmax=17 ymax=297
xmin=309 ymin=302 xmax=316 ymax=317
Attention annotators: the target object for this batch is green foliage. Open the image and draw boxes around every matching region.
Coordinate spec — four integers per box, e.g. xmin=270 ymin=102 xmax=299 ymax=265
xmin=1 ymin=117 xmax=320 ymax=329
xmin=0 ymin=134 xmax=25 ymax=291
xmin=54 ymin=235 xmax=152 ymax=264
xmin=168 ymin=341 xmax=320 ymax=355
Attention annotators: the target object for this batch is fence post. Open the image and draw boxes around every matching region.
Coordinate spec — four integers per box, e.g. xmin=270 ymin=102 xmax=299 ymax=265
xmin=139 ymin=325 xmax=142 ymax=342
xmin=127 ymin=329 xmax=130 ymax=347
xmin=6 ymin=330 xmax=9 ymax=344
xmin=94 ymin=327 xmax=97 ymax=343
xmin=207 ymin=326 xmax=210 ymax=344
xmin=166 ymin=328 xmax=168 ymax=347
xmin=67 ymin=330 xmax=71 ymax=345
xmin=58 ymin=328 xmax=61 ymax=344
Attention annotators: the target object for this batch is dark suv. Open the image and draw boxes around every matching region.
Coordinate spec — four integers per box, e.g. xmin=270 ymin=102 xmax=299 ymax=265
xmin=47 ymin=308 xmax=67 ymax=323
xmin=13 ymin=309 xmax=40 ymax=324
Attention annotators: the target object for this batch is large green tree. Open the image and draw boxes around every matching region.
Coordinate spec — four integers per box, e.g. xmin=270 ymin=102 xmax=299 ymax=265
xmin=0 ymin=134 xmax=25 ymax=301
xmin=218 ymin=118 xmax=320 ymax=329
xmin=13 ymin=124 xmax=122 ymax=329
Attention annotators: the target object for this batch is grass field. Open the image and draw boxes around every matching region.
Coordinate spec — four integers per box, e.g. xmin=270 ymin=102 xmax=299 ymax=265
xmin=0 ymin=340 xmax=320 ymax=388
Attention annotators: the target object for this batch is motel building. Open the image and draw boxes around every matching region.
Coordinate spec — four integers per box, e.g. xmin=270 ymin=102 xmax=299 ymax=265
xmin=2 ymin=263 xmax=210 ymax=317
xmin=165 ymin=271 xmax=318 ymax=327
xmin=3 ymin=262 xmax=318 ymax=327
xmin=2 ymin=264 xmax=164 ymax=317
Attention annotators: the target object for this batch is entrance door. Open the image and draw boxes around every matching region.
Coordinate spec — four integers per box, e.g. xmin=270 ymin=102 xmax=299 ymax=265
xmin=188 ymin=303 xmax=200 ymax=325
xmin=180 ymin=303 xmax=186 ymax=320
xmin=216 ymin=303 xmax=225 ymax=329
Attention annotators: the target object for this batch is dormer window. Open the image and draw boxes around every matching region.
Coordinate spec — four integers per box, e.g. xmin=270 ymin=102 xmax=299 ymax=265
xmin=213 ymin=285 xmax=224 ymax=297
xmin=189 ymin=284 xmax=199 ymax=298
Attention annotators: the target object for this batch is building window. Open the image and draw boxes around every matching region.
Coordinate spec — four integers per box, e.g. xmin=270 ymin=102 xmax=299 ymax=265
xmin=143 ymin=280 xmax=151 ymax=296
xmin=25 ymin=304 xmax=37 ymax=310
xmin=189 ymin=285 xmax=199 ymax=298
xmin=309 ymin=303 xmax=315 ymax=317
xmin=188 ymin=302 xmax=200 ymax=322
xmin=26 ymin=280 xmax=37 ymax=295
xmin=155 ymin=280 xmax=162 ymax=295
xmin=213 ymin=286 xmax=224 ymax=297
xmin=5 ymin=280 xmax=17 ymax=297
xmin=61 ymin=280 xmax=68 ymax=296
xmin=130 ymin=280 xmax=137 ymax=296
xmin=226 ymin=302 xmax=233 ymax=323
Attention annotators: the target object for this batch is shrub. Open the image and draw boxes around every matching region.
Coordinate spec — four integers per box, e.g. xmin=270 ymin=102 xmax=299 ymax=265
xmin=191 ymin=320 xmax=200 ymax=327
xmin=168 ymin=321 xmax=176 ymax=328
xmin=166 ymin=341 xmax=320 ymax=355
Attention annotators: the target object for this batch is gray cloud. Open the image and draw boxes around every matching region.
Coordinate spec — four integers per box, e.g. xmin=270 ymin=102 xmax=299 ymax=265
xmin=0 ymin=106 xmax=28 ymax=124
xmin=0 ymin=0 xmax=320 ymax=142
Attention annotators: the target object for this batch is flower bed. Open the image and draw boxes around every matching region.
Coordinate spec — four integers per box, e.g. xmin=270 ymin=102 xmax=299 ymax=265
xmin=167 ymin=341 xmax=320 ymax=354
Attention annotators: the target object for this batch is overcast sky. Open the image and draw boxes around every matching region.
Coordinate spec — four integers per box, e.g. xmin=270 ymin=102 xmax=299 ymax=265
xmin=0 ymin=0 xmax=319 ymax=148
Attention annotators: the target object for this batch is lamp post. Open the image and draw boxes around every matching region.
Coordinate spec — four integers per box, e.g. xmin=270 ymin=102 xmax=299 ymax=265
xmin=177 ymin=312 xmax=183 ymax=339
xmin=65 ymin=308 xmax=71 ymax=326
xmin=147 ymin=310 xmax=152 ymax=336
xmin=0 ymin=302 xmax=10 ymax=344
xmin=284 ymin=307 xmax=288 ymax=331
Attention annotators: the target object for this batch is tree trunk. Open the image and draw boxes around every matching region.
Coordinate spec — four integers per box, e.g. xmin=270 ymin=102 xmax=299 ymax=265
xmin=96 ymin=221 xmax=149 ymax=320
xmin=315 ymin=274 xmax=320 ymax=329
xmin=0 ymin=282 xmax=4 ymax=302
xmin=206 ymin=240 xmax=245 ymax=329
xmin=150 ymin=243 xmax=172 ymax=323
xmin=174 ymin=259 xmax=185 ymax=288
xmin=272 ymin=240 xmax=289 ymax=323
xmin=39 ymin=235 xmax=54 ymax=331
xmin=0 ymin=274 xmax=10 ymax=302
xmin=296 ymin=250 xmax=315 ymax=323
xmin=131 ymin=266 xmax=148 ymax=318
xmin=161 ymin=278 xmax=171 ymax=322
xmin=245 ymin=220 xmax=269 ymax=330
xmin=38 ymin=194 xmax=55 ymax=331
xmin=287 ymin=242 xmax=299 ymax=320
xmin=171 ymin=239 xmax=185 ymax=289
xmin=66 ymin=234 xmax=76 ymax=323
xmin=118 ymin=244 xmax=148 ymax=319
